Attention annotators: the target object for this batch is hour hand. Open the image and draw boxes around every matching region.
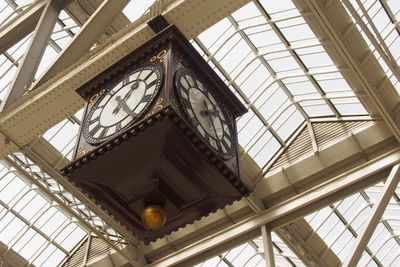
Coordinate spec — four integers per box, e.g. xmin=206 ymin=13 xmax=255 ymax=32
xmin=112 ymin=90 xmax=134 ymax=114
xmin=200 ymin=100 xmax=219 ymax=117
xmin=115 ymin=95 xmax=137 ymax=119
xmin=200 ymin=100 xmax=209 ymax=117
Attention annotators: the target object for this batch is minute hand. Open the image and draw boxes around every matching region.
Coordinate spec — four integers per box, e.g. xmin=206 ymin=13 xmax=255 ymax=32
xmin=202 ymin=100 xmax=220 ymax=140
xmin=116 ymin=95 xmax=137 ymax=119
xmin=112 ymin=86 xmax=135 ymax=114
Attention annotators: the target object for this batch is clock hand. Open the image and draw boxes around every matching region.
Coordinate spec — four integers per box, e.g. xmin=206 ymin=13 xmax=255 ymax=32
xmin=200 ymin=101 xmax=219 ymax=117
xmin=202 ymin=100 xmax=220 ymax=140
xmin=112 ymin=82 xmax=138 ymax=114
xmin=130 ymin=79 xmax=139 ymax=90
xmin=131 ymin=69 xmax=142 ymax=89
xmin=115 ymin=95 xmax=137 ymax=119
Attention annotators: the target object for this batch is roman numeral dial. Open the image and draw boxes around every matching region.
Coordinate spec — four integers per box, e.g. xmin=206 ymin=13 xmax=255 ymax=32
xmin=174 ymin=68 xmax=235 ymax=160
xmin=83 ymin=64 xmax=163 ymax=145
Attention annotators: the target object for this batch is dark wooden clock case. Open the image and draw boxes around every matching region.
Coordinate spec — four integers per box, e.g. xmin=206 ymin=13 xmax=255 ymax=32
xmin=61 ymin=23 xmax=250 ymax=243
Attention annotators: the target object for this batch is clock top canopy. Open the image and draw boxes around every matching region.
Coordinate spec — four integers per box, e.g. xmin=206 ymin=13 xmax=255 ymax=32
xmin=75 ymin=23 xmax=247 ymax=118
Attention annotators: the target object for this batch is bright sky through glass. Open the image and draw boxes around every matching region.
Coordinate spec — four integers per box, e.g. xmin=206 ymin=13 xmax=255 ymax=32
xmin=0 ymin=160 xmax=87 ymax=266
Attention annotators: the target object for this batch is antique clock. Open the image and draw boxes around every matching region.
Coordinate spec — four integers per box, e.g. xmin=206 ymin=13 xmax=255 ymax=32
xmin=174 ymin=68 xmax=235 ymax=160
xmin=62 ymin=19 xmax=250 ymax=243
xmin=83 ymin=64 xmax=163 ymax=145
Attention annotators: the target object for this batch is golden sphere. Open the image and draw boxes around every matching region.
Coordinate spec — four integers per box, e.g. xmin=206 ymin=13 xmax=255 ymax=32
xmin=141 ymin=205 xmax=167 ymax=230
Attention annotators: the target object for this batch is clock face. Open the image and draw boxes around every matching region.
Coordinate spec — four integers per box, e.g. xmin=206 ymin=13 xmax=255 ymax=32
xmin=83 ymin=64 xmax=163 ymax=145
xmin=174 ymin=68 xmax=235 ymax=159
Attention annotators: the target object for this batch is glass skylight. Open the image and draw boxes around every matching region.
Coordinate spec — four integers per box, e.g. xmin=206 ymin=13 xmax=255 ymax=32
xmin=195 ymin=233 xmax=305 ymax=267
xmin=305 ymin=181 xmax=400 ymax=266
xmin=122 ymin=0 xmax=156 ymax=22
xmin=0 ymin=160 xmax=87 ymax=266
xmin=341 ymin=0 xmax=400 ymax=94
xmin=195 ymin=0 xmax=368 ymax=170
xmin=0 ymin=0 xmax=398 ymax=266
xmin=42 ymin=108 xmax=82 ymax=161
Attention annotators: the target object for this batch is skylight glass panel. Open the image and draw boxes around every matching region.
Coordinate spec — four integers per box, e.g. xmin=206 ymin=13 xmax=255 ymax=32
xmin=331 ymin=98 xmax=368 ymax=115
xmin=122 ymin=0 xmax=156 ymax=22
xmin=299 ymin=100 xmax=335 ymax=117
xmin=273 ymin=106 xmax=303 ymax=140
xmin=195 ymin=234 xmax=305 ymax=266
xmin=0 ymin=3 xmax=16 ymax=26
xmin=42 ymin=116 xmax=80 ymax=160
xmin=238 ymin=109 xmax=265 ymax=146
xmin=343 ymin=0 xmax=400 ymax=94
xmin=51 ymin=23 xmax=77 ymax=50
xmin=248 ymin=131 xmax=281 ymax=166
xmin=6 ymin=33 xmax=31 ymax=60
xmin=305 ymin=180 xmax=400 ymax=265
xmin=13 ymin=0 xmax=34 ymax=6
xmin=195 ymin=0 xmax=369 ymax=170
xmin=0 ymin=161 xmax=87 ymax=265
xmin=254 ymin=88 xmax=289 ymax=123
xmin=34 ymin=45 xmax=58 ymax=79
xmin=259 ymin=0 xmax=296 ymax=15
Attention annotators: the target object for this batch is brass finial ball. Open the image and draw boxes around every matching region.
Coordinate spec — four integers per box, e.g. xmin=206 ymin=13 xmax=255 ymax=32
xmin=141 ymin=205 xmax=167 ymax=230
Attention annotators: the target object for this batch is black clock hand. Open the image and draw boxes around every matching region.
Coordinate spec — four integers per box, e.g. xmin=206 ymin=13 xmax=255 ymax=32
xmin=131 ymin=69 xmax=142 ymax=89
xmin=115 ymin=95 xmax=137 ymax=119
xmin=112 ymin=82 xmax=139 ymax=114
xmin=202 ymin=100 xmax=220 ymax=140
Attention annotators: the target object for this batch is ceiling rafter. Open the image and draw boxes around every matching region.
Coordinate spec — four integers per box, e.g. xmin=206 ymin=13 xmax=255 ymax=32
xmin=293 ymin=0 xmax=400 ymax=142
xmin=0 ymin=0 xmax=67 ymax=111
xmin=0 ymin=0 xmax=47 ymax=55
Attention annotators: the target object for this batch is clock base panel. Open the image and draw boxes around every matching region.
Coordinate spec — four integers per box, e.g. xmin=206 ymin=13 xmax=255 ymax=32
xmin=62 ymin=108 xmax=249 ymax=243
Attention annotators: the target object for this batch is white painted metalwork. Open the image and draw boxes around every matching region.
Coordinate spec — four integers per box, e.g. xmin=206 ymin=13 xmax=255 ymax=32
xmin=261 ymin=224 xmax=276 ymax=267
xmin=343 ymin=164 xmax=400 ymax=266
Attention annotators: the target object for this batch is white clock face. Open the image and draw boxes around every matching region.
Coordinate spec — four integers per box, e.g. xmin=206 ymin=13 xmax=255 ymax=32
xmin=175 ymin=68 xmax=235 ymax=159
xmin=83 ymin=64 xmax=163 ymax=144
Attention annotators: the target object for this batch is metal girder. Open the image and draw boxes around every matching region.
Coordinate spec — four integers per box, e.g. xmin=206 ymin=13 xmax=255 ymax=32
xmin=146 ymin=149 xmax=400 ymax=266
xmin=261 ymin=225 xmax=275 ymax=267
xmin=343 ymin=164 xmax=400 ymax=266
xmin=255 ymin=121 xmax=394 ymax=207
xmin=292 ymin=0 xmax=400 ymax=141
xmin=1 ymin=0 xmax=61 ymax=111
xmin=33 ymin=0 xmax=130 ymax=88
xmin=0 ymin=0 xmax=75 ymax=111
xmin=275 ymin=219 xmax=341 ymax=266
xmin=0 ymin=0 xmax=47 ymax=55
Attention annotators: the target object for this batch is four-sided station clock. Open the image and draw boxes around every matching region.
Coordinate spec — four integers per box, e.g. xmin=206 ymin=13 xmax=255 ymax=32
xmin=61 ymin=22 xmax=250 ymax=243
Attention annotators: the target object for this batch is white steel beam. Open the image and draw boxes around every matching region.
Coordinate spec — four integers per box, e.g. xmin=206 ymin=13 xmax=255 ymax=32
xmin=255 ymin=121 xmax=394 ymax=207
xmin=0 ymin=0 xmax=47 ymax=55
xmin=292 ymin=0 xmax=400 ymax=141
xmin=33 ymin=0 xmax=130 ymax=88
xmin=1 ymin=0 xmax=61 ymax=111
xmin=261 ymin=224 xmax=275 ymax=267
xmin=343 ymin=164 xmax=400 ymax=267
xmin=146 ymin=150 xmax=400 ymax=266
